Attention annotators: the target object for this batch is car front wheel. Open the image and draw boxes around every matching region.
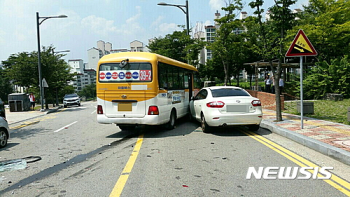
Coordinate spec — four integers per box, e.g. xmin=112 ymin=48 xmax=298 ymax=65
xmin=0 ymin=129 xmax=8 ymax=148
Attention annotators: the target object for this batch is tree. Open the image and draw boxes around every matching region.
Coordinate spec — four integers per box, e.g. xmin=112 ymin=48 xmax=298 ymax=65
xmin=198 ymin=58 xmax=225 ymax=81
xmin=147 ymin=28 xmax=192 ymax=63
xmin=303 ymin=56 xmax=350 ymax=99
xmin=38 ymin=46 xmax=75 ymax=105
xmin=249 ymin=0 xmax=296 ymax=121
xmin=208 ymin=0 xmax=245 ymax=86
xmin=79 ymin=84 xmax=96 ymax=100
xmin=2 ymin=52 xmax=37 ymax=91
xmin=242 ymin=16 xmax=263 ymax=88
xmin=0 ymin=68 xmax=12 ymax=103
xmin=2 ymin=45 xmax=75 ymax=105
xmin=147 ymin=27 xmax=205 ymax=67
xmin=287 ymin=0 xmax=350 ymax=62
xmin=283 ymin=0 xmax=350 ymax=99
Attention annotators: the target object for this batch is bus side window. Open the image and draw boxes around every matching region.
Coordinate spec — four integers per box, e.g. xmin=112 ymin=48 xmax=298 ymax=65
xmin=172 ymin=67 xmax=180 ymax=89
xmin=179 ymin=68 xmax=185 ymax=89
xmin=167 ymin=66 xmax=174 ymax=89
xmin=194 ymin=73 xmax=201 ymax=89
xmin=158 ymin=62 xmax=168 ymax=89
xmin=184 ymin=73 xmax=189 ymax=89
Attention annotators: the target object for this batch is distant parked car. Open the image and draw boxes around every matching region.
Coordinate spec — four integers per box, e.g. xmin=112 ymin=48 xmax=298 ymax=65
xmin=63 ymin=94 xmax=81 ymax=108
xmin=0 ymin=98 xmax=5 ymax=118
xmin=0 ymin=117 xmax=9 ymax=148
xmin=189 ymin=86 xmax=263 ymax=133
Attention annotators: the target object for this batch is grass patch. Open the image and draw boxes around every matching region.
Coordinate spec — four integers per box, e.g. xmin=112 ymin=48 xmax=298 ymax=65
xmin=283 ymin=99 xmax=350 ymax=125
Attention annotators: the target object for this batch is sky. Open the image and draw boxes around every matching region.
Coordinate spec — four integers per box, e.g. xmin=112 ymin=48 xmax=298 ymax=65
xmin=0 ymin=0 xmax=309 ymax=64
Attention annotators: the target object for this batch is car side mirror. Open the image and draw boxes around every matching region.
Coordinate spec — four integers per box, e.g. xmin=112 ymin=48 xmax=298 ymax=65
xmin=191 ymin=96 xmax=195 ymax=100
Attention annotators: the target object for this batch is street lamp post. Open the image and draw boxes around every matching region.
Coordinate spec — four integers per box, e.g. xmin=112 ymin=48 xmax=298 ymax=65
xmin=36 ymin=12 xmax=67 ymax=111
xmin=158 ymin=0 xmax=190 ymax=36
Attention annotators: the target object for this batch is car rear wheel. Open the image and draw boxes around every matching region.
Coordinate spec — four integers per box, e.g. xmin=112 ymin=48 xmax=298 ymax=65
xmin=248 ymin=125 xmax=260 ymax=131
xmin=166 ymin=110 xmax=176 ymax=130
xmin=201 ymin=114 xmax=211 ymax=133
xmin=0 ymin=129 xmax=8 ymax=148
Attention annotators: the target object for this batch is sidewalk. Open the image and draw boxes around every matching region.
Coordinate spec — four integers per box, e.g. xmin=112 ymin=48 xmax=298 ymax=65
xmin=4 ymin=104 xmax=62 ymax=125
xmin=260 ymin=109 xmax=350 ymax=166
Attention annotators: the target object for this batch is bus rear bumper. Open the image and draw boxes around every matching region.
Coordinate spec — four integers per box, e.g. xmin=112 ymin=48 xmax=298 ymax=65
xmin=97 ymin=114 xmax=165 ymax=125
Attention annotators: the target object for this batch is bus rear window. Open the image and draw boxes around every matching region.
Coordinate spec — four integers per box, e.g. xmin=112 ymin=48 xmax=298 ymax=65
xmin=99 ymin=63 xmax=152 ymax=82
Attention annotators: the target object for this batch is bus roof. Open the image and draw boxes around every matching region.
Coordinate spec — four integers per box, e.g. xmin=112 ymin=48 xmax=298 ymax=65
xmin=98 ymin=52 xmax=198 ymax=72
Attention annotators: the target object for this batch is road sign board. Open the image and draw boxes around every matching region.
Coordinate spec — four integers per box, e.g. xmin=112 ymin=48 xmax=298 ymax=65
xmin=42 ymin=78 xmax=49 ymax=88
xmin=285 ymin=29 xmax=317 ymax=57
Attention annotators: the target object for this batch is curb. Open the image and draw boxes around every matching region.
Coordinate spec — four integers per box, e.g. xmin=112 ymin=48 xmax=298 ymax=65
xmin=260 ymin=120 xmax=350 ymax=166
xmin=46 ymin=106 xmax=63 ymax=114
xmin=8 ymin=106 xmax=62 ymax=125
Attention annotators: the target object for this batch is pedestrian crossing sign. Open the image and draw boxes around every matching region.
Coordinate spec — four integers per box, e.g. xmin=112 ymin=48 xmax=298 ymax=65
xmin=285 ymin=29 xmax=317 ymax=57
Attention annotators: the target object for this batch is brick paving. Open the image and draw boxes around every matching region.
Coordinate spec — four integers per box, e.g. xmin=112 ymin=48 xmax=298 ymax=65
xmin=262 ymin=109 xmax=350 ymax=152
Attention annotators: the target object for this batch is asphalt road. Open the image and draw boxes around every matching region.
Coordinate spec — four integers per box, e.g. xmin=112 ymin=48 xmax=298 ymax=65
xmin=1 ymin=102 xmax=349 ymax=196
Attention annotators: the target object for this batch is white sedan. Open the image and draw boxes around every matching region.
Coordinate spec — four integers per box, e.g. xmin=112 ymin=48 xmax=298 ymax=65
xmin=189 ymin=86 xmax=263 ymax=133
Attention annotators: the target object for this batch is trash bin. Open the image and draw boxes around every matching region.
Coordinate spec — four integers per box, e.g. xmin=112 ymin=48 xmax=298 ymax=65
xmin=8 ymin=93 xmax=31 ymax=112
xmin=297 ymin=102 xmax=314 ymax=114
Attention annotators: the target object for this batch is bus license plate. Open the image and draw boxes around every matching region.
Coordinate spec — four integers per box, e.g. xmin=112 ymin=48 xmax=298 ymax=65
xmin=118 ymin=103 xmax=132 ymax=111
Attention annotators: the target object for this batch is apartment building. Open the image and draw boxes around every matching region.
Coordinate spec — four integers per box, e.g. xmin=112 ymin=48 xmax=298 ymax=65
xmin=69 ymin=40 xmax=146 ymax=92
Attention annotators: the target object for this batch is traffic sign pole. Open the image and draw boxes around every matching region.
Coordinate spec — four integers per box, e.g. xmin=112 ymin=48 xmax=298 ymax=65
xmin=300 ymin=57 xmax=303 ymax=129
xmin=286 ymin=29 xmax=317 ymax=129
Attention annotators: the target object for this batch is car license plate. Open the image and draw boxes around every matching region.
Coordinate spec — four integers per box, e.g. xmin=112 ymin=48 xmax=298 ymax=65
xmin=118 ymin=103 xmax=132 ymax=111
xmin=227 ymin=105 xmax=248 ymax=112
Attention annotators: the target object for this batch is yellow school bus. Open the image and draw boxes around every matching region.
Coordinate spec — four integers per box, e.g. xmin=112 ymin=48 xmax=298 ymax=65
xmin=96 ymin=52 xmax=199 ymax=130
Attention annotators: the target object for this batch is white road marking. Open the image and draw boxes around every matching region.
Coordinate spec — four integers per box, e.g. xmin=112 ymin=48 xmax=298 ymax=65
xmin=91 ymin=110 xmax=96 ymax=114
xmin=54 ymin=121 xmax=78 ymax=133
xmin=66 ymin=107 xmax=87 ymax=110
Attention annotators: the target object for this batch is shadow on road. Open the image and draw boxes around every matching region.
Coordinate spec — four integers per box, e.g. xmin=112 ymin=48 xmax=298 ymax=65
xmin=106 ymin=116 xmax=272 ymax=140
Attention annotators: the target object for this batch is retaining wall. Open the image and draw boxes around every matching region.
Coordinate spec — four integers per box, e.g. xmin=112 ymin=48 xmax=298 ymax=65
xmin=246 ymin=90 xmax=284 ymax=110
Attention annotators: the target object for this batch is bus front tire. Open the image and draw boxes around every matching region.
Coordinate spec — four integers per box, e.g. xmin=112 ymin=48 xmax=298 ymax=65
xmin=166 ymin=110 xmax=176 ymax=130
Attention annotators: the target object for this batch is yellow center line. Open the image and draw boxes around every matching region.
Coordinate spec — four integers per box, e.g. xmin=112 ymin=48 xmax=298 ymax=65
xmin=243 ymin=130 xmax=350 ymax=196
xmin=109 ymin=135 xmax=144 ymax=197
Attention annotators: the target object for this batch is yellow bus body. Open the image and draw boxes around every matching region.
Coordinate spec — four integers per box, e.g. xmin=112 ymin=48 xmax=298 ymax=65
xmin=96 ymin=52 xmax=198 ymax=128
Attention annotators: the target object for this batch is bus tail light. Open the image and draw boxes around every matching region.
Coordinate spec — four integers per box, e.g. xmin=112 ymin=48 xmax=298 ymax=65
xmin=206 ymin=101 xmax=225 ymax=108
xmin=251 ymin=100 xmax=261 ymax=107
xmin=97 ymin=105 xmax=104 ymax=114
xmin=148 ymin=106 xmax=159 ymax=115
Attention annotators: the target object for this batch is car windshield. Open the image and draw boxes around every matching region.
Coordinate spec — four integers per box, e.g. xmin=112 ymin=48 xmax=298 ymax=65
xmin=65 ymin=94 xmax=78 ymax=98
xmin=211 ymin=88 xmax=250 ymax=97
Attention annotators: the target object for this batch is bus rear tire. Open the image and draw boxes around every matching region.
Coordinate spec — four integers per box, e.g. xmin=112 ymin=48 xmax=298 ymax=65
xmin=166 ymin=110 xmax=176 ymax=130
